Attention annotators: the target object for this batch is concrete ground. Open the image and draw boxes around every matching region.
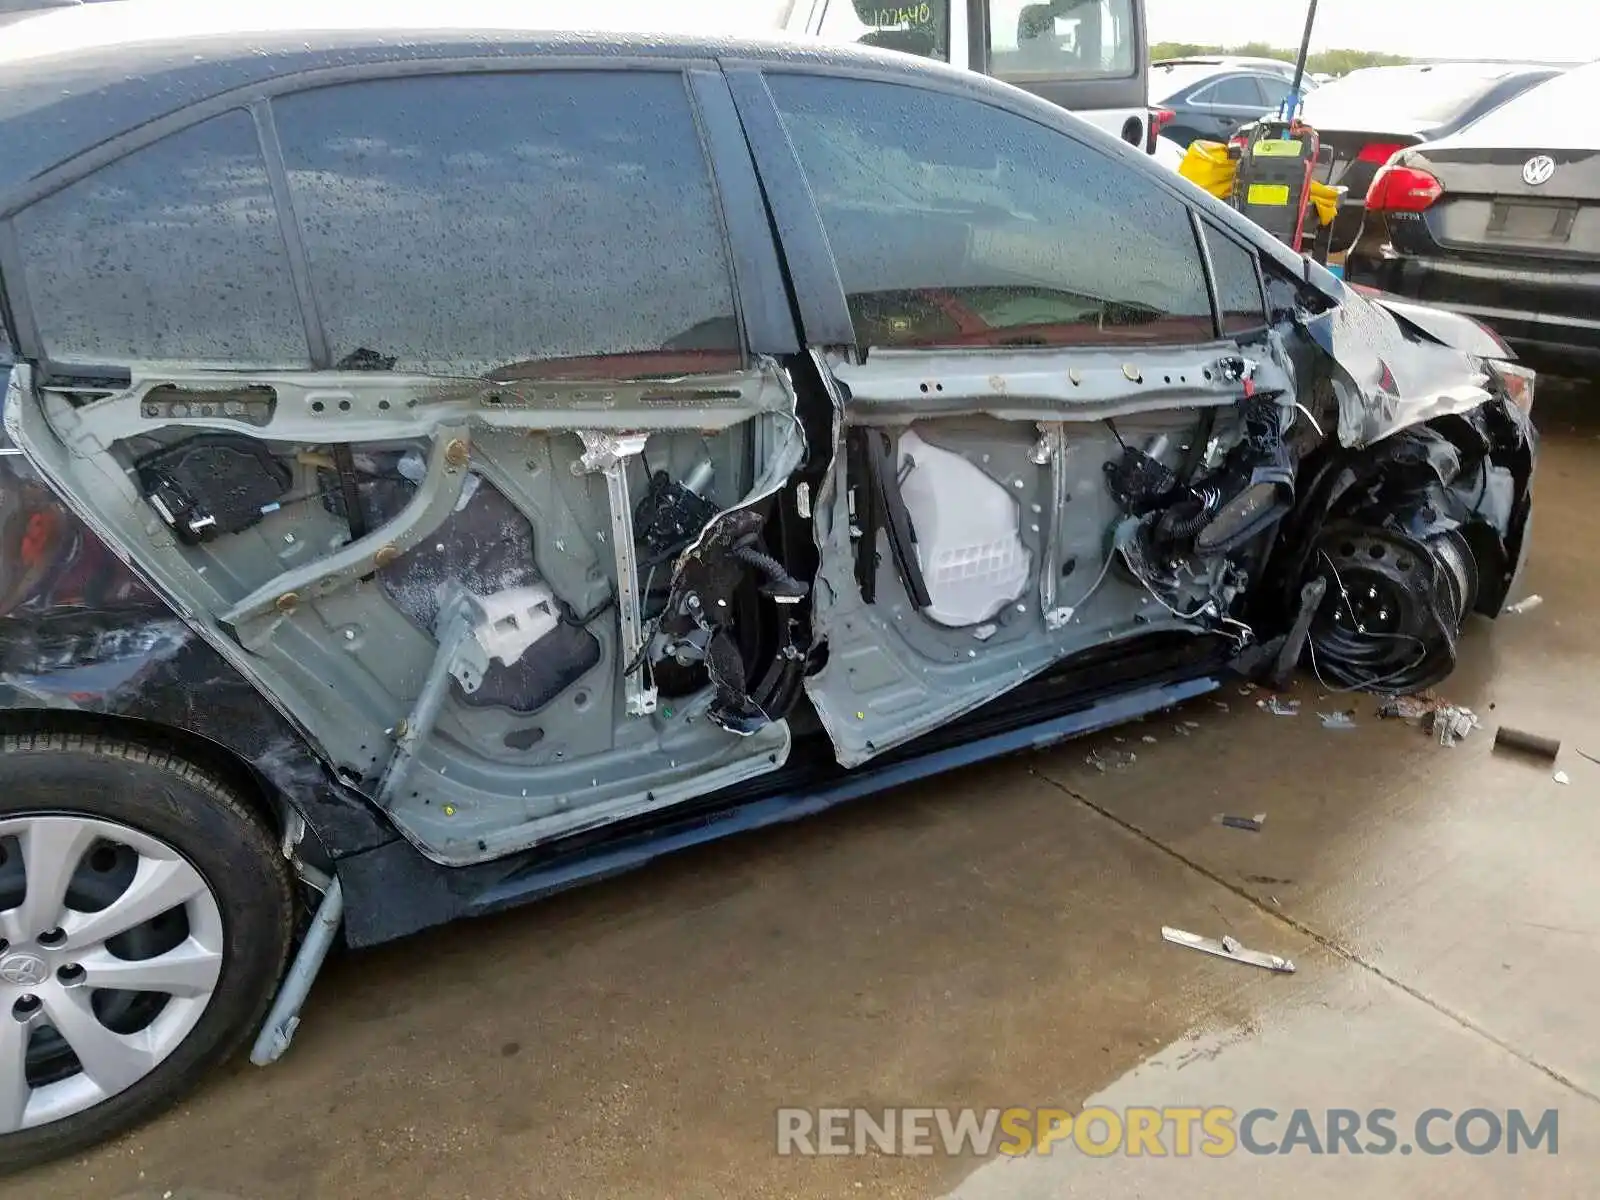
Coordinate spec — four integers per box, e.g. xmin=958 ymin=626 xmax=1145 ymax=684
xmin=10 ymin=385 xmax=1599 ymax=1200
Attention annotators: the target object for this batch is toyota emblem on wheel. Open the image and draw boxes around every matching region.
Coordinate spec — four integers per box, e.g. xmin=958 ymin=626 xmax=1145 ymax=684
xmin=0 ymin=952 xmax=47 ymax=987
xmin=1522 ymin=155 xmax=1556 ymax=186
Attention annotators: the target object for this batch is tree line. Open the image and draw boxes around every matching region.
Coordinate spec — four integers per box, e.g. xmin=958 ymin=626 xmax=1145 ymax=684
xmin=1151 ymin=41 xmax=1411 ymax=76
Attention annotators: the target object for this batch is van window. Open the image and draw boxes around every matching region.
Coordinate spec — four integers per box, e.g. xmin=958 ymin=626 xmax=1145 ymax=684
xmin=817 ymin=1 xmax=950 ymax=61
xmin=988 ymin=0 xmax=1137 ymax=80
xmin=768 ymin=73 xmax=1212 ymax=350
xmin=14 ymin=112 xmax=309 ymax=368
xmin=273 ymin=71 xmax=741 ymax=378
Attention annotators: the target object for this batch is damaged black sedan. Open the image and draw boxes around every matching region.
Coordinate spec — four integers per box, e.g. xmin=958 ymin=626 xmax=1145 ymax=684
xmin=0 ymin=7 xmax=1535 ymax=1168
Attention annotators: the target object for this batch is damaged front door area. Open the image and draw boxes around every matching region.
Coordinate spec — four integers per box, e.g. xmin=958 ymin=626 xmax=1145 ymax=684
xmin=806 ymin=343 xmax=1299 ymax=767
xmin=5 ymin=362 xmax=803 ymax=864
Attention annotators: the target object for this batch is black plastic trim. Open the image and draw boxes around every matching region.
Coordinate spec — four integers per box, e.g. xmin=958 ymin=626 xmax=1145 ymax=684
xmin=687 ymin=69 xmax=800 ymax=360
xmin=722 ymin=66 xmax=855 ymax=348
xmin=251 ymin=100 xmax=332 ymax=370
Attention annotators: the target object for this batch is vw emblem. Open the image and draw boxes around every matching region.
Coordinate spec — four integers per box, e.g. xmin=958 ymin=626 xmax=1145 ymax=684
xmin=1522 ymin=155 xmax=1556 ymax=186
xmin=0 ymin=952 xmax=47 ymax=987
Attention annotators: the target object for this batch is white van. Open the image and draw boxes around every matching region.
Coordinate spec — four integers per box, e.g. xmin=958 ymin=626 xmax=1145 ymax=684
xmin=791 ymin=0 xmax=1152 ymax=150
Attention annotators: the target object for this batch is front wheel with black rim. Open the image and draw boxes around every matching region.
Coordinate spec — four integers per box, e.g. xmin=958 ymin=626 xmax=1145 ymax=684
xmin=0 ymin=732 xmax=293 ymax=1172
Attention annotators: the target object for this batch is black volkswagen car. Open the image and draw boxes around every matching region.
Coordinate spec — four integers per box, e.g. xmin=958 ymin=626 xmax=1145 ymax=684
xmin=0 ymin=3 xmax=1536 ymax=1169
xmin=1242 ymin=62 xmax=1563 ymax=254
xmin=1347 ymin=62 xmax=1600 ymax=371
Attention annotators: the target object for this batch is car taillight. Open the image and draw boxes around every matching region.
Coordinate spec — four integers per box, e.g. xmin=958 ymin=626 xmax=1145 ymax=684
xmin=1356 ymin=141 xmax=1407 ymax=164
xmin=1146 ymin=107 xmax=1175 ymax=153
xmin=1366 ymin=163 xmax=1443 ymax=213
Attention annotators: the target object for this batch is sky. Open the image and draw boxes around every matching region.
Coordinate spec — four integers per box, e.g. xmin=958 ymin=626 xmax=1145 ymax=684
xmin=1145 ymin=0 xmax=1597 ymax=63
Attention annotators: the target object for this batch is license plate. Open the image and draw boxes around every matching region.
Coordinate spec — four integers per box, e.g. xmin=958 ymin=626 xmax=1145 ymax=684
xmin=1487 ymin=202 xmax=1575 ymax=241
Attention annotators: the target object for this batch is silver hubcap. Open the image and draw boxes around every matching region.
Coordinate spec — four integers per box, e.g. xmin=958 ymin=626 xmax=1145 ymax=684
xmin=0 ymin=815 xmax=223 ymax=1133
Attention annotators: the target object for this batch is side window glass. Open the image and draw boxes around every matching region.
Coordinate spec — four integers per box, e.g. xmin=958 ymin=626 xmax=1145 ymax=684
xmin=988 ymin=0 xmax=1137 ymax=79
xmin=273 ymin=72 xmax=740 ymax=379
xmin=1257 ymin=76 xmax=1291 ymax=107
xmin=14 ymin=111 xmax=308 ymax=368
xmin=818 ymin=1 xmax=949 ymax=61
xmin=766 ymin=74 xmax=1212 ymax=350
xmin=1208 ymin=77 xmax=1264 ymax=106
xmin=1206 ymin=225 xmax=1267 ymax=333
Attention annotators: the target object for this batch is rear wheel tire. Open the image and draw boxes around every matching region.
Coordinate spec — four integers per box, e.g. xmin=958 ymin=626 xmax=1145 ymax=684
xmin=0 ymin=731 xmax=292 ymax=1172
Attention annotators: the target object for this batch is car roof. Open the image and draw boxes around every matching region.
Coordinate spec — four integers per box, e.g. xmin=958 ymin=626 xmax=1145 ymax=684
xmin=0 ymin=0 xmax=804 ymax=62
xmin=1150 ymin=62 xmax=1279 ymax=103
xmin=1154 ymin=56 xmax=1295 ymax=73
xmin=0 ymin=0 xmax=951 ymax=202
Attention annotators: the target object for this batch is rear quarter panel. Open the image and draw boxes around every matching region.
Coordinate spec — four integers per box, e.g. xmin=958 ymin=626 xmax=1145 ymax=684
xmin=0 ymin=408 xmax=395 ymax=857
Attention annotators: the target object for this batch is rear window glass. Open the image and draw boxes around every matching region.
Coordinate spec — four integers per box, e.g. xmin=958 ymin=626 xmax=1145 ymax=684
xmin=1446 ymin=62 xmax=1599 ymax=149
xmin=1301 ymin=65 xmax=1520 ymax=127
xmin=273 ymin=71 xmax=740 ymax=378
xmin=14 ymin=111 xmax=309 ymax=368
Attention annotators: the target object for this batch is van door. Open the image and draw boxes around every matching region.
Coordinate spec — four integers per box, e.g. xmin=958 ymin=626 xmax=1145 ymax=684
xmin=800 ymin=0 xmax=1151 ymax=150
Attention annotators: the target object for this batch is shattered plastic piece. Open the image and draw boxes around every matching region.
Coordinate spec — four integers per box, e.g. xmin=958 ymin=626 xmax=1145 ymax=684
xmin=1319 ymin=710 xmax=1357 ymax=730
xmin=1505 ymin=594 xmax=1544 ymax=614
xmin=1141 ymin=734 xmax=1158 ymax=744
xmin=1212 ymin=700 xmax=1231 ymax=711
xmin=1554 ymin=770 xmax=1571 ymax=786
xmin=1085 ymin=749 xmax=1137 ymax=773
xmin=1174 ymin=724 xmax=1191 ymax=737
xmin=1162 ymin=926 xmax=1296 ymax=973
xmin=1238 ymin=683 xmax=1259 ymax=696
xmin=1259 ymin=696 xmax=1300 ymax=716
xmin=1219 ymin=813 xmax=1266 ymax=832
xmin=1429 ymin=705 xmax=1480 ymax=747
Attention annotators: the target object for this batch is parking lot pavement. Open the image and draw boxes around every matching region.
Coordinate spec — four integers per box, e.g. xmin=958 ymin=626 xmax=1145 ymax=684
xmin=9 ymin=383 xmax=1599 ymax=1200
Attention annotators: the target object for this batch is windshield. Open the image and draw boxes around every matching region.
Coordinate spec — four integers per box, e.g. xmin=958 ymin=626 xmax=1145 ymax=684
xmin=1300 ymin=64 xmax=1529 ymax=129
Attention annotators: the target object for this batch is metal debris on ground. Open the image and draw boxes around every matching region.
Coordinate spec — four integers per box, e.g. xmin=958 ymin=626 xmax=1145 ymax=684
xmin=1238 ymin=683 xmax=1259 ymax=696
xmin=1429 ymin=704 xmax=1480 ymax=746
xmin=1212 ymin=700 xmax=1231 ymax=711
xmin=1376 ymin=691 xmax=1441 ymax=722
xmin=1085 ymin=749 xmax=1137 ymax=773
xmin=1219 ymin=813 xmax=1266 ymax=832
xmin=1554 ymin=770 xmax=1571 ymax=786
xmin=1141 ymin=734 xmax=1158 ymax=744
xmin=1319 ymin=710 xmax=1357 ymax=730
xmin=1162 ymin=926 xmax=1296 ymax=973
xmin=1258 ymin=696 xmax=1300 ymax=716
xmin=1505 ymin=594 xmax=1544 ymax=614
xmin=1493 ymin=725 xmax=1561 ymax=760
